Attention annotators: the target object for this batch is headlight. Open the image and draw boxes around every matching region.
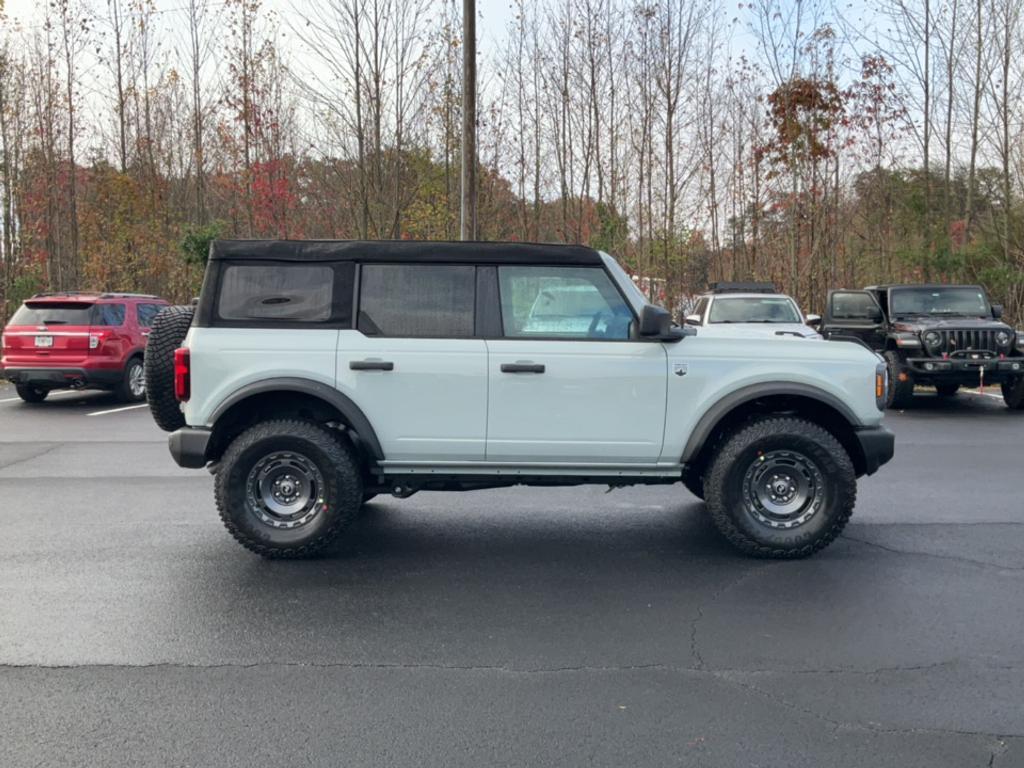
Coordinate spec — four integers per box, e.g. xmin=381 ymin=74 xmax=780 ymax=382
xmin=923 ymin=330 xmax=942 ymax=348
xmin=894 ymin=332 xmax=921 ymax=348
xmin=1017 ymin=331 xmax=1024 ymax=350
xmin=995 ymin=330 xmax=1012 ymax=347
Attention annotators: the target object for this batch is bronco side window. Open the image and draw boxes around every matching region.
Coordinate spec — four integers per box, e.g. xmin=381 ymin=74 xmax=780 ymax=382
xmin=218 ymin=264 xmax=334 ymax=322
xmin=497 ymin=266 xmax=633 ymax=340
xmin=358 ymin=264 xmax=476 ymax=338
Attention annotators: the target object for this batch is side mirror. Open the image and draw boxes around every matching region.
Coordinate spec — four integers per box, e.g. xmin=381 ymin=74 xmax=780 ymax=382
xmin=684 ymin=314 xmax=702 ymax=326
xmin=639 ymin=304 xmax=685 ymax=342
xmin=805 ymin=313 xmax=822 ymax=328
xmin=992 ymin=304 xmax=1004 ymax=319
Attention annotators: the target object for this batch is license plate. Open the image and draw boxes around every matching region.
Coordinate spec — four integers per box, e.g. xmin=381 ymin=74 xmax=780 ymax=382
xmin=34 ymin=335 xmax=53 ymax=347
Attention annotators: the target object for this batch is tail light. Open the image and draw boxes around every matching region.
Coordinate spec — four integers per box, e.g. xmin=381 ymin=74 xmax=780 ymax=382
xmin=174 ymin=348 xmax=191 ymax=401
xmin=89 ymin=330 xmax=111 ymax=350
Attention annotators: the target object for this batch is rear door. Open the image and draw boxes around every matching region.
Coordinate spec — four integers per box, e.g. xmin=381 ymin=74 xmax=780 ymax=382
xmin=336 ymin=263 xmax=488 ymax=462
xmin=822 ymin=290 xmax=886 ymax=349
xmin=1 ymin=301 xmax=95 ymax=366
xmin=485 ymin=264 xmax=667 ymax=463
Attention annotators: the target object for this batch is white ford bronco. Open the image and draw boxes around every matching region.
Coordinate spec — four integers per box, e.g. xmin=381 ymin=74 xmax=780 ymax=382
xmin=145 ymin=240 xmax=894 ymax=559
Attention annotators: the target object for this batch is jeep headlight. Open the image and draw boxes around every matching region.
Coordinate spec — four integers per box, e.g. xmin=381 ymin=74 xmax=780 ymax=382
xmin=894 ymin=332 xmax=921 ymax=348
xmin=923 ymin=330 xmax=942 ymax=349
xmin=995 ymin=330 xmax=1012 ymax=347
xmin=1017 ymin=331 xmax=1024 ymax=351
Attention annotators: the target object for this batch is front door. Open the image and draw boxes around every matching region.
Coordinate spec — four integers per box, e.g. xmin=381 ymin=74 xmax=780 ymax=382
xmin=337 ymin=263 xmax=488 ymax=462
xmin=822 ymin=290 xmax=886 ymax=349
xmin=485 ymin=265 xmax=667 ymax=463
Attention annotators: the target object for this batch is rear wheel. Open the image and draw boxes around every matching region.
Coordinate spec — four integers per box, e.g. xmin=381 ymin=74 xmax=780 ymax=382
xmin=703 ymin=415 xmax=856 ymax=559
xmin=884 ymin=350 xmax=915 ymax=408
xmin=117 ymin=357 xmax=146 ymax=402
xmin=935 ymin=382 xmax=959 ymax=398
xmin=144 ymin=305 xmax=195 ymax=431
xmin=15 ymin=384 xmax=48 ymax=404
xmin=215 ymin=419 xmax=363 ymax=558
xmin=1003 ymin=376 xmax=1024 ymax=410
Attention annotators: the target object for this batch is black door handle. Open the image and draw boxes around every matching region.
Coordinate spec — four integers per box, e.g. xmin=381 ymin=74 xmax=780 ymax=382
xmin=501 ymin=362 xmax=545 ymax=374
xmin=350 ymin=360 xmax=394 ymax=371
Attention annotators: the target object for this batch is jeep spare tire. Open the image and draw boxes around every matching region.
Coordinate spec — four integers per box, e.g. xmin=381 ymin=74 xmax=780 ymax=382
xmin=145 ymin=304 xmax=195 ymax=432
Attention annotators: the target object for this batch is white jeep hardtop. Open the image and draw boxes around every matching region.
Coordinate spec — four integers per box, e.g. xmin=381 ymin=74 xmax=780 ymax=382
xmin=145 ymin=240 xmax=893 ymax=559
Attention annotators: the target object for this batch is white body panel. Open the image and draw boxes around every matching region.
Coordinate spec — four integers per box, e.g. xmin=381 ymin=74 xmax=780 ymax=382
xmin=335 ymin=331 xmax=488 ymax=461
xmin=660 ymin=334 xmax=883 ymax=460
xmin=694 ymin=322 xmax=820 ymax=340
xmin=183 ymin=327 xmax=338 ymax=427
xmin=485 ymin=339 xmax=667 ymax=462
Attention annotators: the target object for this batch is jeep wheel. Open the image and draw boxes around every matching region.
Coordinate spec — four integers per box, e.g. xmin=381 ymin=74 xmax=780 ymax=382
xmin=884 ymin=351 xmax=915 ymax=408
xmin=1003 ymin=376 xmax=1024 ymax=410
xmin=935 ymin=382 xmax=959 ymax=398
xmin=215 ymin=419 xmax=363 ymax=558
xmin=144 ymin=305 xmax=195 ymax=432
xmin=15 ymin=384 xmax=48 ymax=404
xmin=117 ymin=357 xmax=146 ymax=403
xmin=704 ymin=415 xmax=856 ymax=559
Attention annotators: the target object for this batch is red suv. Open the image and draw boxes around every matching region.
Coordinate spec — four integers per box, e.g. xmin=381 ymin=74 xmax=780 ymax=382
xmin=1 ymin=292 xmax=169 ymax=403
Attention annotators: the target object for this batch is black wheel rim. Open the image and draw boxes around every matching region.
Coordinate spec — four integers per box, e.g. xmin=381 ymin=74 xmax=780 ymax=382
xmin=245 ymin=451 xmax=326 ymax=530
xmin=742 ymin=449 xmax=825 ymax=530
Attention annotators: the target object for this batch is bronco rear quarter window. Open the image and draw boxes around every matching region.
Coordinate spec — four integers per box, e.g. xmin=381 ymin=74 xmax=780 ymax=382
xmin=216 ymin=263 xmax=347 ymax=324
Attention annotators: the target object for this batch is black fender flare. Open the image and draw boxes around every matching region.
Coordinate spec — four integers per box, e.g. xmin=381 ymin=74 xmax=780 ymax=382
xmin=209 ymin=377 xmax=385 ymax=460
xmin=681 ymin=382 xmax=863 ymax=463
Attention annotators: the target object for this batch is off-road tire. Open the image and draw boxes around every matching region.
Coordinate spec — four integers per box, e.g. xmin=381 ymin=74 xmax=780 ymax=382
xmin=215 ymin=419 xmax=362 ymax=558
xmin=117 ymin=356 xmax=146 ymax=403
xmin=704 ymin=415 xmax=856 ymax=559
xmin=144 ymin=305 xmax=195 ymax=432
xmin=935 ymin=382 xmax=959 ymax=398
xmin=15 ymin=384 xmax=48 ymax=403
xmin=884 ymin=350 xmax=915 ymax=408
xmin=1003 ymin=376 xmax=1024 ymax=410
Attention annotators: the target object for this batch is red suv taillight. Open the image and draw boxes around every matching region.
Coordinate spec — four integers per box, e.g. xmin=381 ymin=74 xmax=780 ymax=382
xmin=174 ymin=348 xmax=191 ymax=401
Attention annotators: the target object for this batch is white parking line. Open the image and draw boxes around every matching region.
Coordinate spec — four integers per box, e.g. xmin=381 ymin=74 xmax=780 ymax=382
xmin=86 ymin=403 xmax=149 ymax=417
xmin=964 ymin=390 xmax=1004 ymax=400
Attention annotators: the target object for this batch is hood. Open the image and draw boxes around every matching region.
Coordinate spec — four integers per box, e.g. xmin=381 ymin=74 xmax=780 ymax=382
xmin=892 ymin=317 xmax=1013 ymax=333
xmin=697 ymin=322 xmax=822 ymax=340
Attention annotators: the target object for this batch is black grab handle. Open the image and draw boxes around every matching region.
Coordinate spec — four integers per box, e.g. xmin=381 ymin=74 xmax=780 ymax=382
xmin=350 ymin=360 xmax=394 ymax=371
xmin=500 ymin=362 xmax=545 ymax=374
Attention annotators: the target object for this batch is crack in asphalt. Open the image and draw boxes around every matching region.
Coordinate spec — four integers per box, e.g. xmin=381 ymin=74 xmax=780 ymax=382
xmin=841 ymin=533 xmax=1024 ymax=572
xmin=0 ymin=443 xmax=60 ymax=471
xmin=688 ymin=563 xmax=772 ymax=669
xmin=3 ymin=659 xmax=1019 ymax=743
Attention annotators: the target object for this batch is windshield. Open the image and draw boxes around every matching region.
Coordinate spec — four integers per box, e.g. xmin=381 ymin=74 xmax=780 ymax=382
xmin=9 ymin=301 xmax=95 ymax=326
xmin=890 ymin=287 xmax=990 ymax=316
xmin=709 ymin=297 xmax=801 ymax=323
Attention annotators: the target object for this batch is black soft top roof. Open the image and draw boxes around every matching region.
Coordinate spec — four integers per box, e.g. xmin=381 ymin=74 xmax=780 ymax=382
xmin=209 ymin=239 xmax=604 ymax=266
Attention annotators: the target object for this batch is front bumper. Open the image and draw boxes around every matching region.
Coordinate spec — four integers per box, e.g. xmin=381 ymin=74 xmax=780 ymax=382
xmin=0 ymin=366 xmax=123 ymax=388
xmin=169 ymin=427 xmax=211 ymax=469
xmin=855 ymin=425 xmax=895 ymax=476
xmin=904 ymin=357 xmax=1023 ymax=381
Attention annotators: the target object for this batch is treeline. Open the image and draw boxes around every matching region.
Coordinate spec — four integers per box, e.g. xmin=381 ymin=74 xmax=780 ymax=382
xmin=0 ymin=0 xmax=1022 ymax=323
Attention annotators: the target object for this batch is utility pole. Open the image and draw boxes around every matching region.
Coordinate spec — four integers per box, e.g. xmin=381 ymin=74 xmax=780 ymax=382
xmin=460 ymin=0 xmax=477 ymax=240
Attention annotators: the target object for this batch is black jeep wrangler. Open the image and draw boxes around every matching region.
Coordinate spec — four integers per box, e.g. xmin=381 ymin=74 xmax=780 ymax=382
xmin=819 ymin=284 xmax=1024 ymax=409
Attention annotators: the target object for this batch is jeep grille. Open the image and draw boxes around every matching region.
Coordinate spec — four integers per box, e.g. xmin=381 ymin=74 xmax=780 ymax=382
xmin=928 ymin=329 xmax=997 ymax=357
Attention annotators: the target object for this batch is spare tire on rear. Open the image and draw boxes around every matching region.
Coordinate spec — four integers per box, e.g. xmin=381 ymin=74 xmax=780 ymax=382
xmin=145 ymin=305 xmax=195 ymax=432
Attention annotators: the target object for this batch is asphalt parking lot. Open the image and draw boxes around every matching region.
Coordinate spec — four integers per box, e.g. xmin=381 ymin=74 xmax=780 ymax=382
xmin=0 ymin=383 xmax=1021 ymax=767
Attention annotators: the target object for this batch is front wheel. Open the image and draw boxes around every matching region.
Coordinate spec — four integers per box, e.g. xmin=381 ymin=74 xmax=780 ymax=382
xmin=884 ymin=350 xmax=915 ymax=408
xmin=703 ymin=416 xmax=856 ymax=559
xmin=215 ymin=419 xmax=363 ymax=558
xmin=15 ymin=384 xmax=48 ymax=403
xmin=1003 ymin=376 xmax=1024 ymax=410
